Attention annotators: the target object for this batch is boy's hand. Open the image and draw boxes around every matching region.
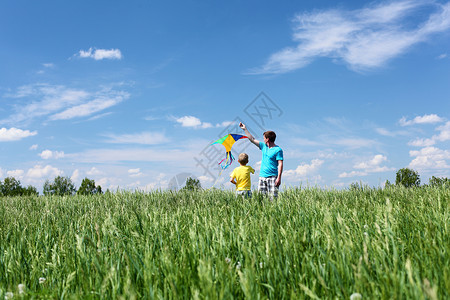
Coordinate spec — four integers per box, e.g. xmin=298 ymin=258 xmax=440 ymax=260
xmin=239 ymin=122 xmax=246 ymax=130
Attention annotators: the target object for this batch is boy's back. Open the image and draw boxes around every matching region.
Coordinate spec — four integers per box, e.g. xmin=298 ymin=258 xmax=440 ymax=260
xmin=230 ymin=165 xmax=255 ymax=191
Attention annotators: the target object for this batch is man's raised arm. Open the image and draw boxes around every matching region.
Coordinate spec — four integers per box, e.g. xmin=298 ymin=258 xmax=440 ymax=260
xmin=239 ymin=122 xmax=259 ymax=147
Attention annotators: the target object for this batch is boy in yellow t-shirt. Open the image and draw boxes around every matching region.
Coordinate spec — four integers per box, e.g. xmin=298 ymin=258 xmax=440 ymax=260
xmin=230 ymin=153 xmax=255 ymax=198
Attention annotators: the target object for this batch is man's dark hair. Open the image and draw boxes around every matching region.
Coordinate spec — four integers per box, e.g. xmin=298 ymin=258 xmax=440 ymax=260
xmin=264 ymin=131 xmax=276 ymax=142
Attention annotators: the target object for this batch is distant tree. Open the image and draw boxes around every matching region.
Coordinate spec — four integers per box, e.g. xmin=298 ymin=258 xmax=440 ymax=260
xmin=0 ymin=177 xmax=23 ymax=196
xmin=22 ymin=185 xmax=39 ymax=196
xmin=428 ymin=176 xmax=449 ymax=187
xmin=349 ymin=181 xmax=368 ymax=191
xmin=77 ymin=178 xmax=102 ymax=195
xmin=43 ymin=176 xmax=76 ymax=196
xmin=395 ymin=168 xmax=420 ymax=188
xmin=183 ymin=177 xmax=202 ymax=191
xmin=384 ymin=179 xmax=393 ymax=188
xmin=0 ymin=177 xmax=39 ymax=196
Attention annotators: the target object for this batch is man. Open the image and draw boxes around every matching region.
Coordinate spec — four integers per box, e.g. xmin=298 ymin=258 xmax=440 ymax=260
xmin=239 ymin=122 xmax=283 ymax=198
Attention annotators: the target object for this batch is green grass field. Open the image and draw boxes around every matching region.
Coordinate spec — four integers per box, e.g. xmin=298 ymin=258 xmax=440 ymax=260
xmin=1 ymin=186 xmax=449 ymax=299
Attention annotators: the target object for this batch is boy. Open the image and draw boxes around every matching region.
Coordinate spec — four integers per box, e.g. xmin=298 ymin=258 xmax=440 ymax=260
xmin=230 ymin=153 xmax=255 ymax=198
xmin=239 ymin=122 xmax=283 ymax=198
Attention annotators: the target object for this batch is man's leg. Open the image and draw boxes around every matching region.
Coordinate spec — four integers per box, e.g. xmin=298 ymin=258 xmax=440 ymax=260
xmin=258 ymin=177 xmax=268 ymax=195
xmin=267 ymin=176 xmax=278 ymax=199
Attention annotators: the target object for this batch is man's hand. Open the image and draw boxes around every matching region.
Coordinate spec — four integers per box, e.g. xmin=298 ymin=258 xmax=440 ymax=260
xmin=275 ymin=177 xmax=281 ymax=187
xmin=240 ymin=122 xmax=259 ymax=147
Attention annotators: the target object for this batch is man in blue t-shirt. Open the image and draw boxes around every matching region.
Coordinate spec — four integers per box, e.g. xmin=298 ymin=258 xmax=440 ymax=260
xmin=239 ymin=122 xmax=284 ymax=198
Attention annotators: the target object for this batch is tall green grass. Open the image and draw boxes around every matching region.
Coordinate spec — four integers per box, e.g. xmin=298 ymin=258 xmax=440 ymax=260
xmin=0 ymin=186 xmax=448 ymax=299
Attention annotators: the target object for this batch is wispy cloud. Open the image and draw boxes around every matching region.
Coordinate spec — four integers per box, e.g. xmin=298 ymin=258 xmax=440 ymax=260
xmin=375 ymin=127 xmax=410 ymax=137
xmin=103 ymin=131 xmax=170 ymax=145
xmin=68 ymin=148 xmax=195 ymax=163
xmin=49 ymin=92 xmax=127 ymax=120
xmin=0 ymin=127 xmax=37 ymax=141
xmin=399 ymin=114 xmax=444 ymax=126
xmin=250 ymin=1 xmax=450 ymax=74
xmin=1 ymin=84 xmax=129 ymax=125
xmin=76 ymin=47 xmax=123 ymax=60
xmin=332 ymin=137 xmax=378 ymax=149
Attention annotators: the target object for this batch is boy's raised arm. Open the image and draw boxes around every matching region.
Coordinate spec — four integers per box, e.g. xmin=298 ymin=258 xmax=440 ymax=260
xmin=239 ymin=122 xmax=260 ymax=147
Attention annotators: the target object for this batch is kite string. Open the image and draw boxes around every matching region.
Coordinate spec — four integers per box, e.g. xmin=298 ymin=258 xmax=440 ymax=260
xmin=210 ymin=151 xmax=234 ymax=189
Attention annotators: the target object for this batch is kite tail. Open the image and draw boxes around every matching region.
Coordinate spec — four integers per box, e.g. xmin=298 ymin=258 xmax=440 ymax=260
xmin=218 ymin=151 xmax=234 ymax=169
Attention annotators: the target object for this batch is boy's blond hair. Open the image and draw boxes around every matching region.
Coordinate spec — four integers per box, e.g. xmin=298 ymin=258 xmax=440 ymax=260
xmin=238 ymin=153 xmax=249 ymax=165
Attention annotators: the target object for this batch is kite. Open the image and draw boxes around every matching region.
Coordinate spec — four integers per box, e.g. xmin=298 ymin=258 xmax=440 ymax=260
xmin=212 ymin=134 xmax=248 ymax=169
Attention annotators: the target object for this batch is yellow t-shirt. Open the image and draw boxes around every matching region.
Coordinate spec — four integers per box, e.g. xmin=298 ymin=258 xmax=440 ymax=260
xmin=230 ymin=165 xmax=255 ymax=191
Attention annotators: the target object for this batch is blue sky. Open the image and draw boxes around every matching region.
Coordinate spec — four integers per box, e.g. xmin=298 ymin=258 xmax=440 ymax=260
xmin=1 ymin=0 xmax=449 ymax=192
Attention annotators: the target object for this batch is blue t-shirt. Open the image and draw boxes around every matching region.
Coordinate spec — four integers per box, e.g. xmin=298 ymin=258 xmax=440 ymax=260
xmin=259 ymin=142 xmax=283 ymax=177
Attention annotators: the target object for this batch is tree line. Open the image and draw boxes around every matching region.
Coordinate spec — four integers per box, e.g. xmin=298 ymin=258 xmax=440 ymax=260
xmin=0 ymin=168 xmax=448 ymax=197
xmin=0 ymin=176 xmax=102 ymax=197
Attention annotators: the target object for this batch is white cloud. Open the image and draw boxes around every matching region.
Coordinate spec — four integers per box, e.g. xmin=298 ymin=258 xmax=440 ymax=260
xmin=86 ymin=167 xmax=102 ymax=176
xmin=128 ymin=168 xmax=144 ymax=177
xmin=0 ymin=127 xmax=37 ymax=141
xmin=172 ymin=116 xmax=235 ymax=129
xmin=0 ymin=168 xmax=3 ymax=178
xmin=399 ymin=114 xmax=445 ymax=126
xmin=437 ymin=53 xmax=447 ymax=59
xmin=7 ymin=169 xmax=24 ymax=179
xmin=104 ymin=131 xmax=169 ymax=145
xmin=409 ymin=146 xmax=450 ymax=170
xmin=39 ymin=150 xmax=65 ymax=160
xmin=26 ymin=165 xmax=63 ymax=179
xmin=71 ymin=169 xmax=81 ymax=183
xmin=435 ymin=121 xmax=450 ymax=142
xmin=408 ymin=137 xmax=435 ymax=147
xmin=77 ymin=47 xmax=122 ymax=60
xmin=339 ymin=171 xmax=367 ymax=178
xmin=30 ymin=144 xmax=38 ymax=150
xmin=354 ymin=154 xmax=387 ymax=169
xmin=340 ymin=154 xmax=394 ymax=178
xmin=407 ymin=120 xmax=450 ymax=147
xmin=175 ymin=116 xmax=214 ymax=129
xmin=250 ymin=1 xmax=450 ymax=74
xmin=198 ymin=175 xmax=215 ymax=183
xmin=284 ymin=159 xmax=324 ymax=180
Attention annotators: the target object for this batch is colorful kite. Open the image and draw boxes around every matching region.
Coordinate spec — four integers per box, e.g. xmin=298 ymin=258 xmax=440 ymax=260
xmin=212 ymin=134 xmax=248 ymax=169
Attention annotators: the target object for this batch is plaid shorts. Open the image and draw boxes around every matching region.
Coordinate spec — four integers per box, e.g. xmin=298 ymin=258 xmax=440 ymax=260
xmin=258 ymin=176 xmax=278 ymax=197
